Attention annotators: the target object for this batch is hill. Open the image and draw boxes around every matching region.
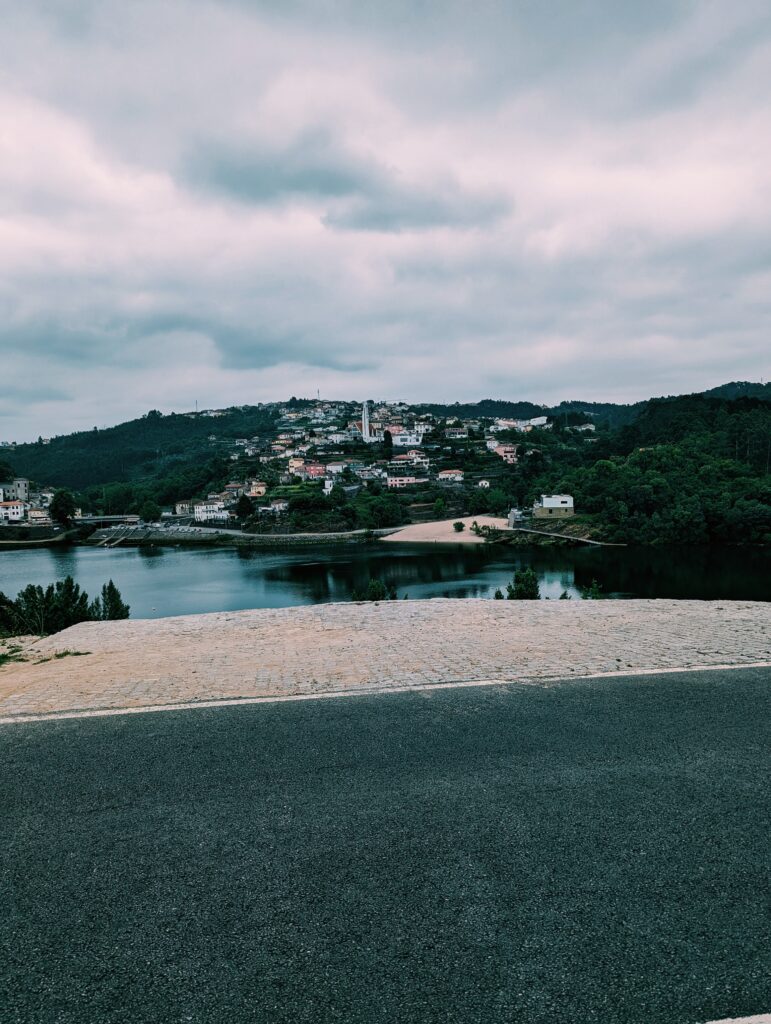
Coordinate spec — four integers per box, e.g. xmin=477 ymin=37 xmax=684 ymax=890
xmin=702 ymin=380 xmax=771 ymax=401
xmin=4 ymin=407 xmax=279 ymax=491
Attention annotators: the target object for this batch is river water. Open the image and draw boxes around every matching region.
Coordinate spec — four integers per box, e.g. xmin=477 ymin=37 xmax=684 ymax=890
xmin=0 ymin=543 xmax=768 ymax=619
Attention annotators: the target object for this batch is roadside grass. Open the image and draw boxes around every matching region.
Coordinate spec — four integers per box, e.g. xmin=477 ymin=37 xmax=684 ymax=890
xmin=0 ymin=644 xmax=27 ymax=667
xmin=35 ymin=650 xmax=92 ymax=664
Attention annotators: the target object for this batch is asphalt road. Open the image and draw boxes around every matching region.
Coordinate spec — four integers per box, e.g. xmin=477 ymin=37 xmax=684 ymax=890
xmin=2 ymin=667 xmax=769 ymax=1024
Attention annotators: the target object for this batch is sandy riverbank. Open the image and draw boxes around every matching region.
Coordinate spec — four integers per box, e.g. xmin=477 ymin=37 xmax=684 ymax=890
xmin=382 ymin=515 xmax=510 ymax=544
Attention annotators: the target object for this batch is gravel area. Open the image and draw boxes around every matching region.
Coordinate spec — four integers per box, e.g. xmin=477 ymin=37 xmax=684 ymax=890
xmin=1 ymin=599 xmax=769 ymax=720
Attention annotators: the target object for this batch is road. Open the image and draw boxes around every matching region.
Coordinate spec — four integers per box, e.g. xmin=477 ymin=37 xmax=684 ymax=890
xmin=2 ymin=666 xmax=769 ymax=1024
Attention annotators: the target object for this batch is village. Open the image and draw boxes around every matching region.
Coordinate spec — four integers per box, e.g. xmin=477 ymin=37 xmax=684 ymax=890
xmin=1 ymin=399 xmax=591 ymax=537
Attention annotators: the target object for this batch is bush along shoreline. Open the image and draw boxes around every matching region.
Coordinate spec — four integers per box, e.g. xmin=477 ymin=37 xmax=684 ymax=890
xmin=0 ymin=576 xmax=129 ymax=637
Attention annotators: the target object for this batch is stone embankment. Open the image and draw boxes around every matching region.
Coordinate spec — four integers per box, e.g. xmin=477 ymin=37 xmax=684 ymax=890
xmin=89 ymin=524 xmax=399 ymax=548
xmin=1 ymin=599 xmax=769 ymax=721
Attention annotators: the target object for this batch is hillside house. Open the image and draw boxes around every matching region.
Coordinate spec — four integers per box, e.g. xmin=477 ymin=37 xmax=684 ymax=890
xmin=533 ymin=494 xmax=574 ymax=519
xmin=387 ymin=475 xmax=428 ymax=489
xmin=0 ymin=478 xmax=30 ymax=502
xmin=493 ymin=444 xmax=518 ymax=464
xmin=193 ymin=501 xmax=228 ymax=523
xmin=0 ymin=500 xmax=27 ymax=523
xmin=27 ymin=509 xmax=52 ymax=525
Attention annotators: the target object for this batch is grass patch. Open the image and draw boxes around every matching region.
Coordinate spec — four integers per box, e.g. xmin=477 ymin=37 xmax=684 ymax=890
xmin=0 ymin=644 xmax=26 ymax=666
xmin=34 ymin=649 xmax=92 ymax=664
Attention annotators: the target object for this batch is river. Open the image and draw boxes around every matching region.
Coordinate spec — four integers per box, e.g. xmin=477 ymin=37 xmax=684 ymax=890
xmin=0 ymin=543 xmax=768 ymax=619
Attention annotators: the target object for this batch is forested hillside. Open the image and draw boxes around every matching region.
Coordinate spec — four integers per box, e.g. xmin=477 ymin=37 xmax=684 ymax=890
xmin=542 ymin=396 xmax=771 ymax=544
xmin=5 ymin=407 xmax=279 ymax=490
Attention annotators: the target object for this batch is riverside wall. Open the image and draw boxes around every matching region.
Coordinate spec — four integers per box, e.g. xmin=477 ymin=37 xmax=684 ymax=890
xmin=87 ymin=525 xmax=399 ymax=548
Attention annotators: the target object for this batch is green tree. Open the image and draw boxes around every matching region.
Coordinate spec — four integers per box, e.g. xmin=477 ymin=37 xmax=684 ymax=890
xmin=433 ymin=498 xmax=446 ymax=518
xmin=0 ymin=591 xmax=16 ymax=634
xmin=49 ymin=489 xmax=76 ymax=526
xmin=5 ymin=576 xmax=131 ymax=635
xmin=11 ymin=577 xmax=92 ymax=635
xmin=382 ymin=430 xmax=394 ymax=459
xmin=506 ymin=568 xmax=541 ymax=600
xmin=90 ymin=580 xmax=131 ymax=620
xmin=139 ymin=500 xmax=161 ymax=523
xmin=234 ymin=494 xmax=254 ymax=519
xmin=453 ymin=521 xmax=465 ymax=532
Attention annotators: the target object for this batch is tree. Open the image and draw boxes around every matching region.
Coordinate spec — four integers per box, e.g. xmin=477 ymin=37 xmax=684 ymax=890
xmin=3 ymin=576 xmax=131 ymax=635
xmin=49 ymin=489 xmax=76 ymax=526
xmin=0 ymin=591 xmax=16 ymax=634
xmin=506 ymin=568 xmax=541 ymax=600
xmin=90 ymin=580 xmax=131 ymax=620
xmin=453 ymin=521 xmax=465 ymax=532
xmin=11 ymin=577 xmax=92 ymax=635
xmin=433 ymin=498 xmax=446 ymax=518
xmin=235 ymin=494 xmax=254 ymax=519
xmin=139 ymin=500 xmax=161 ymax=523
xmin=383 ymin=430 xmax=393 ymax=459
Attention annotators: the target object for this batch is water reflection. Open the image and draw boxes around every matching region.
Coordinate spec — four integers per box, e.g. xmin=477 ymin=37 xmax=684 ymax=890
xmin=0 ymin=541 xmax=767 ymax=619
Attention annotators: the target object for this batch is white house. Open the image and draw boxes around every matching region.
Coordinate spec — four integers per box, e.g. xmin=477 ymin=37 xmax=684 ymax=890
xmin=0 ymin=500 xmax=27 ymax=522
xmin=406 ymin=448 xmax=428 ymax=461
xmin=193 ymin=500 xmax=228 ymax=523
xmin=437 ymin=469 xmax=465 ymax=483
xmin=27 ymin=508 xmax=52 ymax=525
xmin=386 ymin=475 xmax=428 ymax=489
xmin=533 ymin=494 xmax=574 ymax=519
xmin=391 ymin=432 xmax=423 ymax=448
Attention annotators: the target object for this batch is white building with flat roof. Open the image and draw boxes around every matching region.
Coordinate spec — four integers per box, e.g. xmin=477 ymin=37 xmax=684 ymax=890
xmin=0 ymin=500 xmax=27 ymax=522
xmin=533 ymin=494 xmax=574 ymax=519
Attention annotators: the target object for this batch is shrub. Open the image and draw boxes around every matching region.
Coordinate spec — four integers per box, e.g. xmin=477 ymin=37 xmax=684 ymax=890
xmin=506 ymin=568 xmax=541 ymax=600
xmin=581 ymin=579 xmax=604 ymax=600
xmin=453 ymin=521 xmax=465 ymax=533
xmin=352 ymin=578 xmax=397 ymax=602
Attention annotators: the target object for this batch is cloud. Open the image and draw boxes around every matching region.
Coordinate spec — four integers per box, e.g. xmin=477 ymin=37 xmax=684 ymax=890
xmin=0 ymin=0 xmax=769 ymax=440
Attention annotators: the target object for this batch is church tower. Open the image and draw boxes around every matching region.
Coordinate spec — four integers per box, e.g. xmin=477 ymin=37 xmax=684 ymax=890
xmin=362 ymin=400 xmax=371 ymax=442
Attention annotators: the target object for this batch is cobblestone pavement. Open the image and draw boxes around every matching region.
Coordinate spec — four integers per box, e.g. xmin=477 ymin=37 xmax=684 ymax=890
xmin=1 ymin=600 xmax=769 ymax=719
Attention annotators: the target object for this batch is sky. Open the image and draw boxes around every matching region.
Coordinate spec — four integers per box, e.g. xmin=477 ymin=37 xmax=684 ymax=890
xmin=1 ymin=0 xmax=770 ymax=441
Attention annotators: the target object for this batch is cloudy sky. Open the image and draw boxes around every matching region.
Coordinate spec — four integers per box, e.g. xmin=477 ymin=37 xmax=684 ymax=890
xmin=2 ymin=1 xmax=770 ymax=439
